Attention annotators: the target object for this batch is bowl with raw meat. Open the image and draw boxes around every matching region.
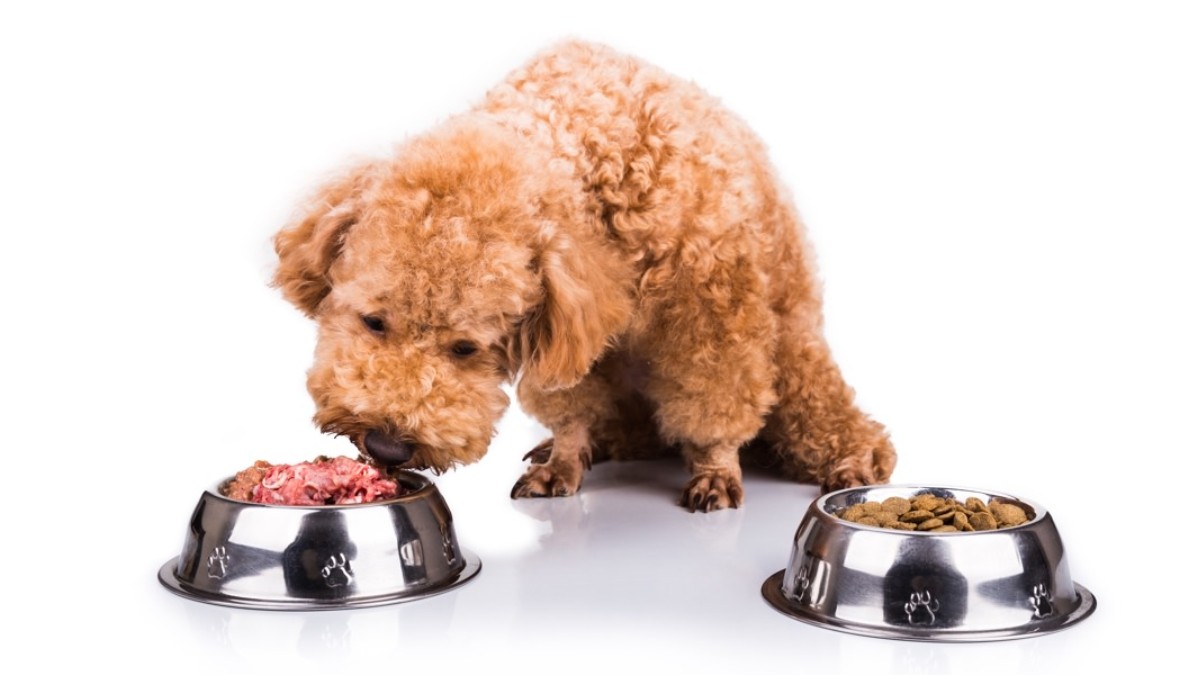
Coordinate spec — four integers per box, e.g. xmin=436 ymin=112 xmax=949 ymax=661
xmin=158 ymin=456 xmax=480 ymax=610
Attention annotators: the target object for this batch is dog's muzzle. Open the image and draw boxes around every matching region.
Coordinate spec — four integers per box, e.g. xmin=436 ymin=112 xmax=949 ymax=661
xmin=363 ymin=430 xmax=415 ymax=466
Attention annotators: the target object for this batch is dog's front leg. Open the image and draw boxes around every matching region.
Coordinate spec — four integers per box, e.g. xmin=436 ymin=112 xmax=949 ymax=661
xmin=510 ymin=422 xmax=593 ymax=498
xmin=510 ymin=372 xmax=616 ymax=499
xmin=680 ymin=441 xmax=744 ymax=512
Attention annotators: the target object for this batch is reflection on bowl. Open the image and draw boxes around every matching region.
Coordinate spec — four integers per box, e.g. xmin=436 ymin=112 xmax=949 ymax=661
xmin=762 ymin=485 xmax=1096 ymax=641
xmin=159 ymin=470 xmax=480 ymax=610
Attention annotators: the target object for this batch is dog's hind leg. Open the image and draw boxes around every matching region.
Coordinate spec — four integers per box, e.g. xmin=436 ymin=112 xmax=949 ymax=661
xmin=763 ymin=316 xmax=896 ymax=493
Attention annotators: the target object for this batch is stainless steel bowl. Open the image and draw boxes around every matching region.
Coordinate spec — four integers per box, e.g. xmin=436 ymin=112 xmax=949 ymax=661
xmin=762 ymin=485 xmax=1096 ymax=641
xmin=159 ymin=470 xmax=480 ymax=610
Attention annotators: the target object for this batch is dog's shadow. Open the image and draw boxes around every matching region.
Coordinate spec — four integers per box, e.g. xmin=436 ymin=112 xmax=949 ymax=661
xmin=510 ymin=458 xmax=684 ymax=544
xmin=503 ymin=458 xmax=814 ymax=621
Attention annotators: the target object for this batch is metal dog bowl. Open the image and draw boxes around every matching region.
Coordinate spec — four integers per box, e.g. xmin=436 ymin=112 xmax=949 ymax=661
xmin=762 ymin=485 xmax=1096 ymax=641
xmin=159 ymin=470 xmax=480 ymax=610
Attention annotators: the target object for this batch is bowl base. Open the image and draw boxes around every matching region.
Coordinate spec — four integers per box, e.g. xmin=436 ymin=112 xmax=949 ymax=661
xmin=159 ymin=552 xmax=481 ymax=611
xmin=761 ymin=570 xmax=1096 ymax=642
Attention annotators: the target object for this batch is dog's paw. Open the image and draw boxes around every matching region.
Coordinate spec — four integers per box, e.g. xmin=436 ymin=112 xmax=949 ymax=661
xmin=818 ymin=438 xmax=893 ymax=494
xmin=819 ymin=465 xmax=875 ymax=494
xmin=511 ymin=461 xmax=583 ymax=499
xmin=680 ymin=470 xmax=744 ymax=513
xmin=820 ymin=456 xmax=888 ymax=494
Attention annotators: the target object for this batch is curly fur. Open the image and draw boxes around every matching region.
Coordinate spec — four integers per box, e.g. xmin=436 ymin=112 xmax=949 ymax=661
xmin=274 ymin=41 xmax=896 ymax=510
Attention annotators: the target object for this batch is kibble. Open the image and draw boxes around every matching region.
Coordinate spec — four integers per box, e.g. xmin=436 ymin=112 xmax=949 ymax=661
xmin=882 ymin=497 xmax=911 ymax=514
xmin=990 ymin=502 xmax=1029 ymax=527
xmin=900 ymin=509 xmax=935 ymax=523
xmin=875 ymin=511 xmax=900 ymax=526
xmin=912 ymin=494 xmax=941 ymax=512
xmin=841 ymin=504 xmax=867 ymax=521
xmin=836 ymin=494 xmax=1031 ymax=533
xmin=952 ymin=511 xmax=972 ymax=531
xmin=969 ymin=511 xmax=998 ymax=531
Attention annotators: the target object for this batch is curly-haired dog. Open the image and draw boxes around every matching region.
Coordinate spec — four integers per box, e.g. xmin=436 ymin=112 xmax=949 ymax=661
xmin=274 ymin=41 xmax=896 ymax=511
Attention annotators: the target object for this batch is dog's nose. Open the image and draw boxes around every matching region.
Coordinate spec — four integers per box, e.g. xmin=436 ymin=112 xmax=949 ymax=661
xmin=363 ymin=430 xmax=414 ymax=466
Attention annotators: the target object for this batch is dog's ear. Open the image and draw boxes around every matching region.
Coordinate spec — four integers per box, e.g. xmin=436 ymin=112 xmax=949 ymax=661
xmin=273 ymin=165 xmax=374 ymax=317
xmin=520 ymin=226 xmax=633 ymax=391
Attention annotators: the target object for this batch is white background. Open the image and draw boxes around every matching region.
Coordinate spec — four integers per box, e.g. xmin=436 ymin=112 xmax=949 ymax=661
xmin=3 ymin=1 xmax=1197 ymax=671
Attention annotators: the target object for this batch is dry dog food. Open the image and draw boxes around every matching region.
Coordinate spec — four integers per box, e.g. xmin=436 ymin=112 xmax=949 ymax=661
xmin=221 ymin=456 xmax=401 ymax=505
xmin=836 ymin=494 xmax=1030 ymax=532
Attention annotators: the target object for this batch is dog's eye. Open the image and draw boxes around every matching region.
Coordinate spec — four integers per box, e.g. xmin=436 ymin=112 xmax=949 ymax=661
xmin=451 ymin=341 xmax=478 ymax=358
xmin=361 ymin=314 xmax=386 ymax=335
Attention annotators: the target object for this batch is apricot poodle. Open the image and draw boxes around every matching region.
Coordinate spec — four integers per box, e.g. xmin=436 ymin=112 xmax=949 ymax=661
xmin=274 ymin=41 xmax=896 ymax=512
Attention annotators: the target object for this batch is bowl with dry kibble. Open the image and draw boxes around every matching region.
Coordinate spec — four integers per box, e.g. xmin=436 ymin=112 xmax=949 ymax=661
xmin=762 ymin=485 xmax=1096 ymax=641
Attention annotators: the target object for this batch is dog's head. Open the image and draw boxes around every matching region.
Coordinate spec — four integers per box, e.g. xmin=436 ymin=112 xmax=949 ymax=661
xmin=273 ymin=119 xmax=631 ymax=472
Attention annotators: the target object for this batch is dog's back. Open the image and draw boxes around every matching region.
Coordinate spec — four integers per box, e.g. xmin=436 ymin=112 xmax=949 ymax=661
xmin=480 ymin=40 xmax=818 ymax=323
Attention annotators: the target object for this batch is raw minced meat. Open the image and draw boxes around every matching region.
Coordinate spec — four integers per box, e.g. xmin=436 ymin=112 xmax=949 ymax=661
xmin=221 ymin=456 xmax=401 ymax=505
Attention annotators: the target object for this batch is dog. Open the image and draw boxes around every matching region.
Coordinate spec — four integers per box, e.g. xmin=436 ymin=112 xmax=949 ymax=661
xmin=273 ymin=41 xmax=896 ymax=512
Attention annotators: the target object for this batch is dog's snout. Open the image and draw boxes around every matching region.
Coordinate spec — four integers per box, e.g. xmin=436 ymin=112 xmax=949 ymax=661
xmin=363 ymin=430 xmax=415 ymax=466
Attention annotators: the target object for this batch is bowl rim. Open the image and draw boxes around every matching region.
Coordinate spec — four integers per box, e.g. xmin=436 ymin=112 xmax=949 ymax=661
xmin=814 ymin=484 xmax=1048 ymax=534
xmin=207 ymin=467 xmax=436 ymax=509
